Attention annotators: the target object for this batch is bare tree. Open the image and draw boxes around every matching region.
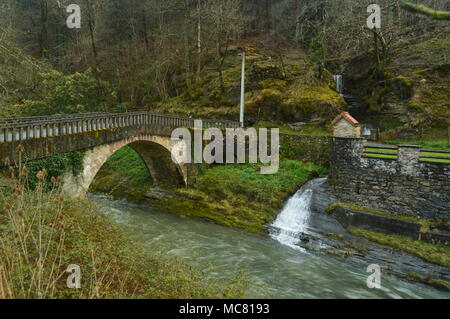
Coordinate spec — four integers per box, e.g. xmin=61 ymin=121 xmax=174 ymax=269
xmin=204 ymin=0 xmax=246 ymax=93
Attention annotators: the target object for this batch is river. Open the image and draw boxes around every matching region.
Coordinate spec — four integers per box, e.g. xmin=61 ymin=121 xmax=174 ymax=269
xmin=91 ymin=193 xmax=450 ymax=299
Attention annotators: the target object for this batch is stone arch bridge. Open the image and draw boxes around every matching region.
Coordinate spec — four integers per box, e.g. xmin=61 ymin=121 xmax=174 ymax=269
xmin=0 ymin=112 xmax=239 ymax=196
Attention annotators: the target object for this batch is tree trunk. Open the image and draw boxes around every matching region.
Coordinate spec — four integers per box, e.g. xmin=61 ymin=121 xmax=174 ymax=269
xmin=294 ymin=0 xmax=302 ymax=45
xmin=39 ymin=0 xmax=49 ymax=58
xmin=182 ymin=0 xmax=191 ymax=90
xmin=196 ymin=0 xmax=202 ymax=83
xmin=84 ymin=0 xmax=106 ymax=111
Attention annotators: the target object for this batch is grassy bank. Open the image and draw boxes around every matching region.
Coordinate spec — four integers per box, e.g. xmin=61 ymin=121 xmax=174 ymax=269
xmin=385 ymin=139 xmax=450 ymax=151
xmin=89 ymin=145 xmax=327 ymax=234
xmin=152 ymin=160 xmax=327 ymax=234
xmin=0 ymin=172 xmax=245 ymax=299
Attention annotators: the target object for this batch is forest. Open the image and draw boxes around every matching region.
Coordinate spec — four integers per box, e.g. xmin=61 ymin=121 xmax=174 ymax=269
xmin=0 ymin=0 xmax=448 ymax=138
xmin=1 ymin=0 xmax=450 ymax=300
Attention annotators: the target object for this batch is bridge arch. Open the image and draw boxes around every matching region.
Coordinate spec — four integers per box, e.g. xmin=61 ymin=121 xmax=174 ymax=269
xmin=62 ymin=134 xmax=188 ymax=197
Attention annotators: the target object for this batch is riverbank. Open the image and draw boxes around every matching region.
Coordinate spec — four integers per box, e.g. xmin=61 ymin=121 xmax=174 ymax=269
xmin=93 ymin=194 xmax=450 ymax=299
xmin=90 ymin=146 xmax=327 ymax=234
xmin=88 ymin=146 xmax=450 ymax=292
xmin=151 ymin=161 xmax=327 ymax=234
xmin=305 ymin=179 xmax=450 ymax=292
xmin=0 ymin=174 xmax=246 ymax=298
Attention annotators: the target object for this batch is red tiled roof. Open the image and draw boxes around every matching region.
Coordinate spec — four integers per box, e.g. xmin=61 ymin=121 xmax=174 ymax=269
xmin=332 ymin=112 xmax=359 ymax=126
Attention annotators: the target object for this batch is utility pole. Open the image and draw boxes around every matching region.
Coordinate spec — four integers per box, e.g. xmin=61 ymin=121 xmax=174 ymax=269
xmin=239 ymin=50 xmax=246 ymax=127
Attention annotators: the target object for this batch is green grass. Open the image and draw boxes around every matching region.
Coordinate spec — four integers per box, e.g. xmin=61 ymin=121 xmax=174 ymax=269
xmin=154 ymin=160 xmax=327 ymax=234
xmin=385 ymin=139 xmax=450 ymax=150
xmin=0 ymin=175 xmax=246 ymax=299
xmin=254 ymin=121 xmax=333 ymax=137
xmin=100 ymin=146 xmax=150 ymax=186
xmin=348 ymin=227 xmax=450 ymax=268
xmin=89 ymin=146 xmax=153 ymax=200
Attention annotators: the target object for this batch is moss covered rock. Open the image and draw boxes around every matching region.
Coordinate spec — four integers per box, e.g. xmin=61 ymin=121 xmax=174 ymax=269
xmin=154 ymin=50 xmax=346 ymax=124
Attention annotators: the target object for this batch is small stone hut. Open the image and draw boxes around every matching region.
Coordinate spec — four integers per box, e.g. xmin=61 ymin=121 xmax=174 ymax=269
xmin=332 ymin=112 xmax=361 ymax=138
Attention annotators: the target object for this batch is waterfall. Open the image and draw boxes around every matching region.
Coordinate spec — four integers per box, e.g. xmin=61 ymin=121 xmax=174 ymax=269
xmin=333 ymin=74 xmax=343 ymax=96
xmin=270 ymin=178 xmax=326 ymax=250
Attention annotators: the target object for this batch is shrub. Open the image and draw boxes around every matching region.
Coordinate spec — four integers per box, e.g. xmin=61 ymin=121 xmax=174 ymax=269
xmin=18 ymin=70 xmax=114 ymax=116
xmin=0 ymin=168 xmax=245 ymax=299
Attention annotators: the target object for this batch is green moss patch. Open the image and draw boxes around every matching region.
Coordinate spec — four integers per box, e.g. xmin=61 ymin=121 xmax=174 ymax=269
xmin=154 ymin=55 xmax=345 ymax=123
xmin=99 ymin=146 xmax=151 ymax=186
xmin=247 ymin=84 xmax=345 ymax=123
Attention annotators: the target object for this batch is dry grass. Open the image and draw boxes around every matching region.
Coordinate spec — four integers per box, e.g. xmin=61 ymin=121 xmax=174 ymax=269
xmin=0 ymin=152 xmax=247 ymax=299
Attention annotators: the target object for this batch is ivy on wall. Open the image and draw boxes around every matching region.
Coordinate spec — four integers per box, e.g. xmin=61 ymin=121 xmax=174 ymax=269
xmin=25 ymin=151 xmax=85 ymax=189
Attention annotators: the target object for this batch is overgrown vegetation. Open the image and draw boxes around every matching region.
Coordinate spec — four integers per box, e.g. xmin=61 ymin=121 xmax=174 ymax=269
xmin=155 ymin=57 xmax=346 ymax=123
xmin=255 ymin=121 xmax=332 ymax=137
xmin=0 ymin=149 xmax=86 ymax=190
xmin=96 ymin=147 xmax=151 ymax=187
xmin=89 ymin=145 xmax=328 ymax=234
xmin=16 ymin=70 xmax=115 ymax=116
xmin=385 ymin=139 xmax=450 ymax=150
xmin=0 ymin=168 xmax=246 ymax=299
xmin=345 ymin=34 xmax=450 ymax=138
xmin=89 ymin=147 xmax=153 ymax=202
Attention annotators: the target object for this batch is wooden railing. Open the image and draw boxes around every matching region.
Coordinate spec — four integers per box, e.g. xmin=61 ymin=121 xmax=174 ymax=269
xmin=0 ymin=112 xmax=240 ymax=143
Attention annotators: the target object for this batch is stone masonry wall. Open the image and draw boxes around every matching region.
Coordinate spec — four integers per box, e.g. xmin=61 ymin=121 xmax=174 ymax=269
xmin=329 ymin=138 xmax=450 ymax=221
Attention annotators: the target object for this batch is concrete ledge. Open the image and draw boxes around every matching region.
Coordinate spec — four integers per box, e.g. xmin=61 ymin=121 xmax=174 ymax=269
xmin=329 ymin=206 xmax=421 ymax=240
xmin=328 ymin=205 xmax=450 ymax=247
xmin=423 ymin=232 xmax=450 ymax=246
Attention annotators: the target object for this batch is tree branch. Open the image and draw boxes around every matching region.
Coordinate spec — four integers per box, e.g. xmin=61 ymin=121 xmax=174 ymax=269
xmin=401 ymin=1 xmax=450 ymax=20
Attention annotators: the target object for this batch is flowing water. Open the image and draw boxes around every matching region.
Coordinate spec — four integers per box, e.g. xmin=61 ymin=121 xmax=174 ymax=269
xmin=91 ymin=185 xmax=450 ymax=299
xmin=333 ymin=74 xmax=344 ymax=96
xmin=269 ymin=179 xmax=324 ymax=250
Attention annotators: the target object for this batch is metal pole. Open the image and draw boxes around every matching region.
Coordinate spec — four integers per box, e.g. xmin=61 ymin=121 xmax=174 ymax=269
xmin=239 ymin=51 xmax=246 ymax=128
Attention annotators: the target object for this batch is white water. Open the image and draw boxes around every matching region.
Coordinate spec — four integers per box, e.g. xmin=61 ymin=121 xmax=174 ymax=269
xmin=270 ymin=179 xmax=325 ymax=250
xmin=333 ymin=74 xmax=343 ymax=96
xmin=91 ymin=191 xmax=450 ymax=299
